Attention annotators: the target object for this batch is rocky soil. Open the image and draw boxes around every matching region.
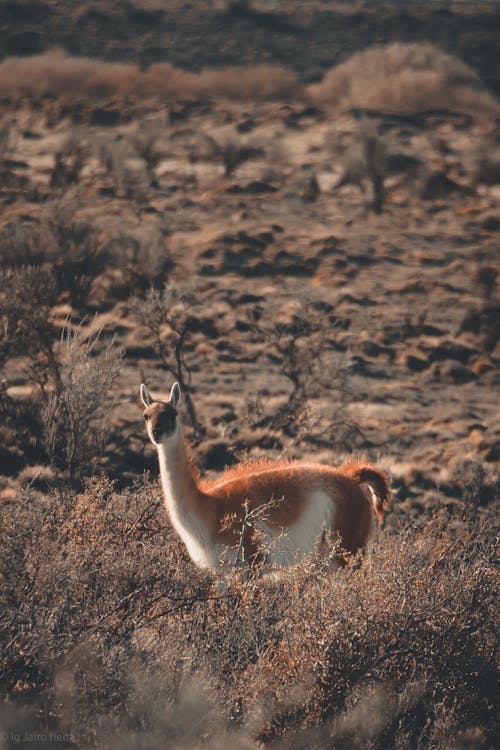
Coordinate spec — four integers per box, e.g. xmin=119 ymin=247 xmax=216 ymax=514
xmin=1 ymin=0 xmax=499 ymax=521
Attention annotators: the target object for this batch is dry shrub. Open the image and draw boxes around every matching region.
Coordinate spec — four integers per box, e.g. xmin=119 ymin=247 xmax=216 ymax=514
xmin=0 ymin=49 xmax=301 ymax=104
xmin=102 ymin=229 xmax=173 ymax=295
xmin=308 ymin=43 xmax=500 ymax=116
xmin=0 ymin=478 xmax=212 ymax=747
xmin=42 ymin=325 xmax=121 ymax=482
xmin=50 ymin=132 xmax=89 ymax=190
xmin=470 ymin=142 xmax=500 ymax=186
xmin=0 ymin=198 xmax=101 ymax=309
xmin=247 ymin=296 xmax=361 ymax=448
xmin=132 ymin=284 xmax=205 ymax=438
xmin=0 ymin=472 xmax=496 ymax=749
xmin=3 ymin=44 xmax=495 ymax=116
xmin=0 ymin=264 xmax=58 ymax=381
xmin=0 ymin=45 xmax=497 ymax=116
xmin=0 ymin=264 xmax=121 ymax=480
xmin=194 ymin=131 xmax=265 ymax=177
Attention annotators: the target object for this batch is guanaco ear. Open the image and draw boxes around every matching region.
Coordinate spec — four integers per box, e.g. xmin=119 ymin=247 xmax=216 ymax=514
xmin=140 ymin=383 xmax=152 ymax=408
xmin=169 ymin=381 xmax=181 ymax=409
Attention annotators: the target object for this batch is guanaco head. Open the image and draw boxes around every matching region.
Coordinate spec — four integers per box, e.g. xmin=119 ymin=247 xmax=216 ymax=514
xmin=140 ymin=382 xmax=181 ymax=445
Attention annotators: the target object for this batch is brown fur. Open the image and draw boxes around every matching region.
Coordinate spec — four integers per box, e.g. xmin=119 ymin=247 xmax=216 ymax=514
xmin=142 ymin=386 xmax=392 ymax=571
xmin=201 ymin=457 xmax=391 ymax=559
xmin=337 ymin=460 xmax=391 ymax=523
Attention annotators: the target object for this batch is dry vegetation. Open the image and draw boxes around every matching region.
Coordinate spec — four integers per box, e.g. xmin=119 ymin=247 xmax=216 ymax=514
xmin=308 ymin=42 xmax=500 ymax=116
xmin=0 ymin=43 xmax=498 ymax=117
xmin=0 ymin=478 xmax=498 ymax=749
xmin=1 ymin=4 xmax=500 ymax=747
xmin=0 ymin=49 xmax=301 ymax=105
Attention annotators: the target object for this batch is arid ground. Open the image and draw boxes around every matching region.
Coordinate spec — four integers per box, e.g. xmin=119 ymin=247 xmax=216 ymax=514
xmin=0 ymin=2 xmax=499 ymax=748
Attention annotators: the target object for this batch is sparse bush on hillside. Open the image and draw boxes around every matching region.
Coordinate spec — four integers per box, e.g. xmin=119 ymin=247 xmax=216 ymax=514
xmin=0 ymin=117 xmax=16 ymax=171
xmin=42 ymin=325 xmax=121 ymax=483
xmin=247 ymin=297 xmax=362 ymax=449
xmin=0 ymin=265 xmax=58 ymax=386
xmin=133 ymin=284 xmax=205 ymax=439
xmin=40 ymin=200 xmax=102 ymax=308
xmin=194 ymin=131 xmax=265 ymax=177
xmin=0 ymin=49 xmax=301 ymax=104
xmin=0 ymin=477 xmax=497 ymax=749
xmin=130 ymin=117 xmax=167 ymax=187
xmin=453 ymin=457 xmax=499 ymax=519
xmin=0 ymin=265 xmax=121 ymax=481
xmin=0 ymin=199 xmax=101 ymax=309
xmin=102 ymin=225 xmax=174 ymax=295
xmin=96 ymin=135 xmax=141 ymax=199
xmin=336 ymin=131 xmax=387 ymax=212
xmin=459 ymin=265 xmax=500 ymax=355
xmin=50 ymin=132 xmax=89 ymax=190
xmin=308 ymin=42 xmax=499 ymax=116
xmin=329 ymin=126 xmax=424 ymax=212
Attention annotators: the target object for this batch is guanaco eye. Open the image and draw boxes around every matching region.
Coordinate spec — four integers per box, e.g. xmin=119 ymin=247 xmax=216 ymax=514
xmin=144 ymin=414 xmax=149 ymax=421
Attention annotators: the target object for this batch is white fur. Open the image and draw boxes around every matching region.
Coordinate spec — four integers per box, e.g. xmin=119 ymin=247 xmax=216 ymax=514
xmin=263 ymin=490 xmax=335 ymax=569
xmin=157 ymin=443 xmax=217 ymax=569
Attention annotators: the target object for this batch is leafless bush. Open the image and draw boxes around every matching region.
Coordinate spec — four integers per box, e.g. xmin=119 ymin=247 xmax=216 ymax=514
xmin=247 ymin=297 xmax=359 ymax=447
xmin=95 ymin=135 xmax=135 ymax=198
xmin=335 ymin=131 xmax=387 ymax=212
xmin=452 ymin=457 xmax=499 ymax=519
xmin=42 ymin=325 xmax=121 ymax=483
xmin=329 ymin=126 xmax=423 ymax=212
xmin=130 ymin=117 xmax=167 ymax=187
xmin=0 ymin=265 xmax=121 ymax=480
xmin=40 ymin=200 xmax=102 ymax=308
xmin=0 ymin=265 xmax=58 ymax=385
xmin=459 ymin=265 xmax=500 ymax=355
xmin=0 ymin=479 xmax=497 ymax=749
xmin=0 ymin=117 xmax=16 ymax=172
xmin=0 ymin=265 xmax=59 ymax=468
xmin=308 ymin=43 xmax=499 ymax=117
xmin=133 ymin=285 xmax=204 ymax=438
xmin=50 ymin=132 xmax=90 ymax=190
xmin=194 ymin=132 xmax=265 ymax=177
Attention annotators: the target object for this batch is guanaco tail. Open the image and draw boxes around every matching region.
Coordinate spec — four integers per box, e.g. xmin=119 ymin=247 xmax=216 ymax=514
xmin=140 ymin=382 xmax=391 ymax=574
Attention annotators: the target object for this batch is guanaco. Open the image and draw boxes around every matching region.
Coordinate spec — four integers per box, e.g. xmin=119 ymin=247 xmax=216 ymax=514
xmin=140 ymin=382 xmax=390 ymax=574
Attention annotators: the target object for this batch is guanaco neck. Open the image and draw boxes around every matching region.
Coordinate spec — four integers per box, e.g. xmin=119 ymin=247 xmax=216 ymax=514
xmin=156 ymin=429 xmax=216 ymax=557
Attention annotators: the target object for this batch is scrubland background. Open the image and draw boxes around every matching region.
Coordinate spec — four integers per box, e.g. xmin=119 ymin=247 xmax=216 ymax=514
xmin=0 ymin=1 xmax=499 ymax=748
